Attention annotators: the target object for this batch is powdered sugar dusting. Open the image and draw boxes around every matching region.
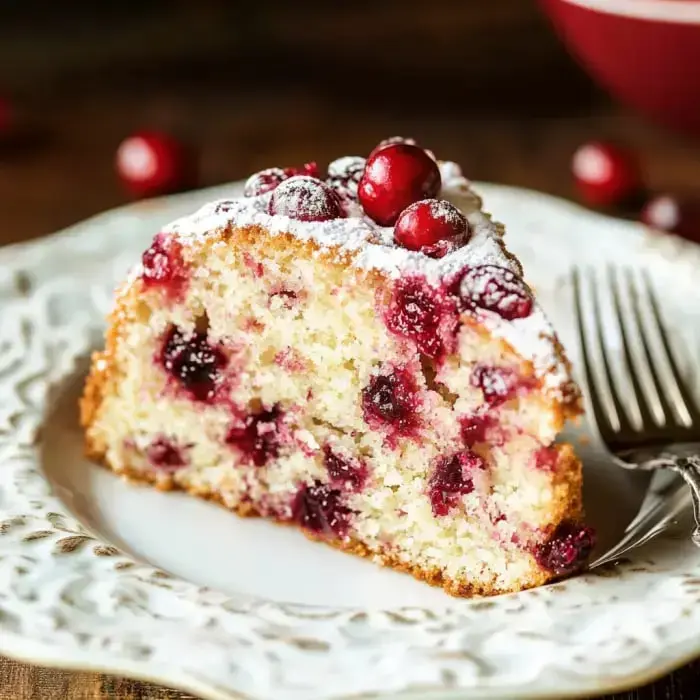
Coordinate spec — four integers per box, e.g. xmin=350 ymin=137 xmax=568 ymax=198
xmin=460 ymin=265 xmax=533 ymax=320
xmin=244 ymin=168 xmax=287 ymax=198
xmin=327 ymin=156 xmax=366 ymax=217
xmin=429 ymin=198 xmax=464 ymax=226
xmin=162 ymin=160 xmax=573 ymax=397
xmin=327 ymin=157 xmax=365 ymax=195
xmin=268 ymin=176 xmax=343 ymax=222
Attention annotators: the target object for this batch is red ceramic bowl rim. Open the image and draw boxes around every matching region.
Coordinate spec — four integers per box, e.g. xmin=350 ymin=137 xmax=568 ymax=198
xmin=557 ymin=0 xmax=700 ymax=23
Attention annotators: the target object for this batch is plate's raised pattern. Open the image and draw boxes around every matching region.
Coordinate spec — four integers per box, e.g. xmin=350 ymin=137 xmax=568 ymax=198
xmin=1 ymin=183 xmax=700 ymax=700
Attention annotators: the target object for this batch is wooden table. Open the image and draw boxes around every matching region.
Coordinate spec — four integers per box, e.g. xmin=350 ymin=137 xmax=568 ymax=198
xmin=1 ymin=78 xmax=700 ymax=699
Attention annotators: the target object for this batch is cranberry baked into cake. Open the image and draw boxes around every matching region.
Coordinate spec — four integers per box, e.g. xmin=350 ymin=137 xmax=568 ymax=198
xmin=81 ymin=139 xmax=594 ymax=596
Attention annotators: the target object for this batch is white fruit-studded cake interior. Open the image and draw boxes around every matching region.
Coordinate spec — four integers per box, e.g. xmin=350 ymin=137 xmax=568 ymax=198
xmin=83 ymin=142 xmax=593 ymax=596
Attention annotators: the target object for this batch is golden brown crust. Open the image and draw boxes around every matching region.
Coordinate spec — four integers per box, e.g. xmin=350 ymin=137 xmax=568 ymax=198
xmin=80 ymin=277 xmax=143 ymax=438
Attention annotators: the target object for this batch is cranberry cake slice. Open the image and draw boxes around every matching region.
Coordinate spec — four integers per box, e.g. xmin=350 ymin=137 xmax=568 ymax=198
xmin=81 ymin=139 xmax=594 ymax=596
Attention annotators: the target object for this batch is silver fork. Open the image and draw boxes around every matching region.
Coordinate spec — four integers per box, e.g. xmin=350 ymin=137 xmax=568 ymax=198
xmin=572 ymin=266 xmax=700 ymax=568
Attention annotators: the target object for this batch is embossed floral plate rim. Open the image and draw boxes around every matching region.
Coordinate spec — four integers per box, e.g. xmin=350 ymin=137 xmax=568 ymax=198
xmin=1 ymin=181 xmax=700 ymax=700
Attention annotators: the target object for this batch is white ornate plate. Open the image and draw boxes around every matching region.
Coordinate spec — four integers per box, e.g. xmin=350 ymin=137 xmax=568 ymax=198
xmin=1 ymin=181 xmax=700 ymax=700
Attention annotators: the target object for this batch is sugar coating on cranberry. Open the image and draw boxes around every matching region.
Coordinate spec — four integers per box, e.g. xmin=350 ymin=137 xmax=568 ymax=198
xmin=327 ymin=156 xmax=366 ymax=204
xmin=471 ymin=365 xmax=534 ymax=407
xmin=459 ymin=265 xmax=533 ymax=320
xmin=394 ymin=199 xmax=469 ymax=257
xmin=147 ymin=436 xmax=187 ymax=470
xmin=535 ymin=521 xmax=596 ymax=575
xmin=293 ymin=480 xmax=353 ymax=537
xmin=244 ymin=167 xmax=287 ymax=197
xmin=268 ymin=176 xmax=344 ymax=222
xmin=384 ymin=277 xmax=458 ymax=359
xmin=323 ymin=445 xmax=368 ymax=491
xmin=359 ymin=144 xmax=441 ymax=226
xmin=161 ymin=326 xmax=227 ymax=402
xmin=226 ymin=405 xmax=286 ymax=467
xmin=244 ymin=162 xmax=319 ymax=197
xmin=428 ymin=450 xmax=484 ymax=517
xmin=368 ymin=136 xmax=417 ymax=160
xmin=141 ymin=233 xmax=189 ymax=298
xmin=361 ymin=366 xmax=421 ymax=438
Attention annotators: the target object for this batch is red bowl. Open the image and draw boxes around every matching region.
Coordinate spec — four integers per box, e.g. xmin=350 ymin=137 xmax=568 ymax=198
xmin=540 ymin=0 xmax=700 ymax=135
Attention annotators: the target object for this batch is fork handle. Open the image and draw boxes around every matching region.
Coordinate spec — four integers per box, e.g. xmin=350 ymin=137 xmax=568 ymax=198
xmin=626 ymin=444 xmax=700 ymax=547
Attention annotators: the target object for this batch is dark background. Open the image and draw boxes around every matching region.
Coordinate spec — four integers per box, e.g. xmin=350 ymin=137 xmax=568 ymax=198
xmin=1 ymin=0 xmax=699 ymax=246
xmin=1 ymin=2 xmax=699 ymax=698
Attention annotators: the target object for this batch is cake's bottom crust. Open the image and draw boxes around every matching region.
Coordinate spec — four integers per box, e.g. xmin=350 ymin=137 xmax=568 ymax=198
xmin=90 ymin=448 xmax=559 ymax=598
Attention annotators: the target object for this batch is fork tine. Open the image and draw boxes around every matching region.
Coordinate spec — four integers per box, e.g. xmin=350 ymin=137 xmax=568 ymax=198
xmin=625 ymin=268 xmax=678 ymax=427
xmin=608 ymin=265 xmax=656 ymax=430
xmin=641 ymin=270 xmax=700 ymax=424
xmin=572 ymin=268 xmax=620 ymax=437
xmin=587 ymin=267 xmax=635 ymax=433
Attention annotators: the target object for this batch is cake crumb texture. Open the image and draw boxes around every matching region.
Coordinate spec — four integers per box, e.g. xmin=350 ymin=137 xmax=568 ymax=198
xmin=81 ymin=151 xmax=590 ymax=597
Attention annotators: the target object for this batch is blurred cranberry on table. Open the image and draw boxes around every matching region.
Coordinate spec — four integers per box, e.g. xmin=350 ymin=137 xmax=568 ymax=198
xmin=0 ymin=98 xmax=14 ymax=139
xmin=571 ymin=141 xmax=641 ymax=208
xmin=116 ymin=131 xmax=195 ymax=198
xmin=641 ymin=194 xmax=700 ymax=243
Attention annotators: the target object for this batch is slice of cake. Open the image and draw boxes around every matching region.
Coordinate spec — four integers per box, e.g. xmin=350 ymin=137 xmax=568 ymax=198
xmin=81 ymin=138 xmax=594 ymax=596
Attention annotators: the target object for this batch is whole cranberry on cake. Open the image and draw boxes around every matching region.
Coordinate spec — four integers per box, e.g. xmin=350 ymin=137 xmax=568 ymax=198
xmin=81 ymin=138 xmax=593 ymax=596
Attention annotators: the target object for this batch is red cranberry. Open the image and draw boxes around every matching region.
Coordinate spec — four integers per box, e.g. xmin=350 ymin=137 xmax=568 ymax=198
xmin=361 ymin=367 xmax=421 ymax=437
xmin=534 ymin=446 xmax=559 ymax=472
xmin=242 ymin=252 xmax=264 ymax=278
xmin=116 ymin=131 xmax=194 ymax=198
xmin=471 ymin=365 xmax=534 ymax=407
xmin=141 ymin=233 xmax=189 ymax=298
xmin=460 ymin=414 xmax=496 ymax=447
xmin=327 ymin=156 xmax=366 ymax=203
xmin=161 ymin=326 xmax=227 ymax=402
xmin=269 ymin=289 xmax=298 ymax=309
xmin=641 ymin=194 xmax=700 ymax=243
xmin=147 ymin=436 xmax=186 ymax=470
xmin=323 ymin=446 xmax=368 ymax=492
xmin=274 ymin=348 xmax=305 ymax=372
xmin=244 ymin=167 xmax=287 ymax=197
xmin=358 ymin=144 xmax=441 ymax=226
xmin=226 ymin=405 xmax=285 ymax=467
xmin=368 ymin=136 xmax=417 ymax=160
xmin=286 ymin=162 xmax=320 ymax=179
xmin=535 ymin=521 xmax=596 ymax=575
xmin=293 ymin=481 xmax=353 ymax=537
xmin=428 ymin=450 xmax=484 ymax=517
xmin=394 ymin=199 xmax=469 ymax=257
xmin=459 ymin=265 xmax=533 ymax=320
xmin=243 ymin=162 xmax=319 ymax=197
xmin=384 ymin=277 xmax=457 ymax=359
xmin=268 ymin=176 xmax=344 ymax=222
xmin=571 ymin=141 xmax=641 ymax=208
